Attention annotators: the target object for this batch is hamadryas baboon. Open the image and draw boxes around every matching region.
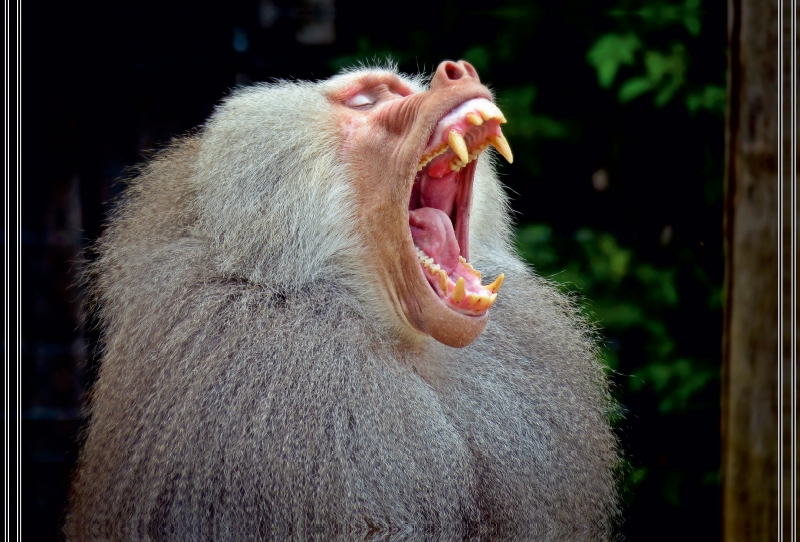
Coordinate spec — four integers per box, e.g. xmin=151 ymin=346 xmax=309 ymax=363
xmin=65 ymin=60 xmax=619 ymax=541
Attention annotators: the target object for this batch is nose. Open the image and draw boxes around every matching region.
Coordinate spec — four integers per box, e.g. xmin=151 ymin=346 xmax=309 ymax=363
xmin=430 ymin=60 xmax=480 ymax=91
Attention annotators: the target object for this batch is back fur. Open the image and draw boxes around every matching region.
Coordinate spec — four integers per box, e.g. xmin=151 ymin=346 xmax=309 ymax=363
xmin=66 ymin=71 xmax=619 ymax=541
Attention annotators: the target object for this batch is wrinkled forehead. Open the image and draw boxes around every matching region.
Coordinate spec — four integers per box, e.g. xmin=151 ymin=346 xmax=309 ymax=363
xmin=320 ymin=68 xmax=428 ymax=99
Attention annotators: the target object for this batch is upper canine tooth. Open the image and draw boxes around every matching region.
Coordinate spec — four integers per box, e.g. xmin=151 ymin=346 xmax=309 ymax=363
xmin=485 ymin=273 xmax=504 ymax=294
xmin=466 ymin=112 xmax=483 ymax=126
xmin=448 ymin=130 xmax=469 ymax=164
xmin=488 ymin=134 xmax=513 ymax=164
xmin=438 ymin=270 xmax=448 ymax=291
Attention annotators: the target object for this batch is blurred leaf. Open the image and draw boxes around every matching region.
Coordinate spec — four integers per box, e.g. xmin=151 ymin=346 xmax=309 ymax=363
xmin=611 ymin=0 xmax=702 ymax=35
xmin=687 ymin=85 xmax=726 ymax=114
xmin=617 ymin=46 xmax=687 ymax=105
xmin=634 ymin=358 xmax=718 ymax=412
xmin=587 ymin=33 xmax=642 ymax=88
xmin=618 ymin=76 xmax=654 ymax=101
xmin=635 ymin=264 xmax=679 ymax=306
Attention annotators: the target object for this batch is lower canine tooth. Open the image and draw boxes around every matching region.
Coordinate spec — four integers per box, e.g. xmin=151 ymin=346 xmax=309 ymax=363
xmin=486 ymin=273 xmax=504 ymax=294
xmin=452 ymin=277 xmax=466 ymax=303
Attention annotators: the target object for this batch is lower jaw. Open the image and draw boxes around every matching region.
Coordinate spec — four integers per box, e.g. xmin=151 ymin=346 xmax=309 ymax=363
xmin=406 ymin=288 xmax=489 ymax=348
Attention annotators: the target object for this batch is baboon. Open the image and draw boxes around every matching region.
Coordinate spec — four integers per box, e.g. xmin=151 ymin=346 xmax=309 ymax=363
xmin=65 ymin=60 xmax=619 ymax=541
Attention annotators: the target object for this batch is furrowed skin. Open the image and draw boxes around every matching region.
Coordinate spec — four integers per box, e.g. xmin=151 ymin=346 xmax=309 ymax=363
xmin=64 ymin=64 xmax=619 ymax=541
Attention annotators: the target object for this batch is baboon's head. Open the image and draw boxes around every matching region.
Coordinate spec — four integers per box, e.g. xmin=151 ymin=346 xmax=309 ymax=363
xmin=196 ymin=60 xmax=513 ymax=348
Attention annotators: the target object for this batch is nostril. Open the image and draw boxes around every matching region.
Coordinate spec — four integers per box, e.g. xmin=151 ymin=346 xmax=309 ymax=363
xmin=461 ymin=62 xmax=478 ymax=79
xmin=444 ymin=62 xmax=464 ymax=81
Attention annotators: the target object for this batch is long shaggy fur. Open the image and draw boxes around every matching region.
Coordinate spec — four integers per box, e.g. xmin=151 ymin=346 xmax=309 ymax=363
xmin=65 ymin=68 xmax=619 ymax=541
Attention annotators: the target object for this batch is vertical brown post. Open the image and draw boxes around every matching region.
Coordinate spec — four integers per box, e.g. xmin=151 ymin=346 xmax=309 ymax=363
xmin=722 ymin=0 xmax=781 ymax=539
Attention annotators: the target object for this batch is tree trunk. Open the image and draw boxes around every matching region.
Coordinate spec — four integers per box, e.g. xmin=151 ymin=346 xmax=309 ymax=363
xmin=722 ymin=0 xmax=783 ymax=540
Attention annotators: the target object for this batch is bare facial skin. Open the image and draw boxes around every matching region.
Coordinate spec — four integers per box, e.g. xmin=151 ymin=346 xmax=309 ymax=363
xmin=65 ymin=61 xmax=619 ymax=541
xmin=334 ymin=61 xmax=511 ymax=347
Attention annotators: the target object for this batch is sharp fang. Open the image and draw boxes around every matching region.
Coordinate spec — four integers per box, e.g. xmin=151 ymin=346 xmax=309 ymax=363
xmin=466 ymin=112 xmax=483 ymax=126
xmin=485 ymin=273 xmax=504 ymax=294
xmin=452 ymin=277 xmax=466 ymax=303
xmin=488 ymin=134 xmax=513 ymax=164
xmin=448 ymin=130 xmax=469 ymax=164
xmin=438 ymin=270 xmax=448 ymax=291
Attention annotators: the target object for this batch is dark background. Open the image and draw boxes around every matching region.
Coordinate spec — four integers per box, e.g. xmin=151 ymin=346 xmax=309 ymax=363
xmin=23 ymin=0 xmax=726 ymax=539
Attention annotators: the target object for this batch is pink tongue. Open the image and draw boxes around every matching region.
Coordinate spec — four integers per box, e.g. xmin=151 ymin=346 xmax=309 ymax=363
xmin=409 ymin=207 xmax=460 ymax=274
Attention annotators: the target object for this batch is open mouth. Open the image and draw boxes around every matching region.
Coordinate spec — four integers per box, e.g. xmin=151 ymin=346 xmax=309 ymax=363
xmin=409 ymin=98 xmax=512 ymax=316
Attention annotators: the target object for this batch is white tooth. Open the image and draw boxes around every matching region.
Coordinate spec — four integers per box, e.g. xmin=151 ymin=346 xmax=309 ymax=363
xmin=489 ymin=134 xmax=514 ymax=164
xmin=476 ymin=101 xmax=505 ymax=123
xmin=430 ymin=263 xmax=440 ymax=273
xmin=466 ymin=112 xmax=483 ymax=126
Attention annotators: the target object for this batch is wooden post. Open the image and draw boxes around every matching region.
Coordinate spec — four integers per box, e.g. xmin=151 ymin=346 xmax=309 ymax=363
xmin=722 ymin=0 xmax=782 ymax=539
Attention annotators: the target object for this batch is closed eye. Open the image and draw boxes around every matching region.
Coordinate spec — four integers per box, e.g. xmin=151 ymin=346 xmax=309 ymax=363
xmin=347 ymin=93 xmax=375 ymax=109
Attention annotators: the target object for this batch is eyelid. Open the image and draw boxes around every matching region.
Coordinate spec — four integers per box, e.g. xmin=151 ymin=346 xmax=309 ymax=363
xmin=347 ymin=93 xmax=375 ymax=108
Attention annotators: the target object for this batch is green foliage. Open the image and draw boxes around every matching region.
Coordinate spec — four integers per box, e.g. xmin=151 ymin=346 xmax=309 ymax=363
xmin=587 ymin=33 xmax=642 ymax=88
xmin=618 ymin=45 xmax=687 ymax=104
xmin=517 ymin=223 xmax=719 ymax=407
xmin=687 ymin=84 xmax=727 ymax=114
xmin=611 ymin=0 xmax=703 ymax=35
xmin=588 ymin=0 xmax=724 ymax=112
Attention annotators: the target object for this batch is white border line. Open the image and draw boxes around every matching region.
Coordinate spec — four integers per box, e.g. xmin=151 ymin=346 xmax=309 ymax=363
xmin=15 ymin=0 xmax=20 ymax=538
xmin=778 ymin=0 xmax=784 ymax=537
xmin=781 ymin=0 xmax=798 ymax=540
xmin=3 ymin=0 xmax=9 ymax=537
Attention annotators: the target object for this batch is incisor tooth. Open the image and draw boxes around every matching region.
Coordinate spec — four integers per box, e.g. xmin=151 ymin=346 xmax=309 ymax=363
xmin=466 ymin=112 xmax=483 ymax=126
xmin=486 ymin=273 xmax=504 ymax=294
xmin=448 ymin=130 xmax=469 ymax=164
xmin=488 ymin=134 xmax=513 ymax=164
xmin=452 ymin=277 xmax=466 ymax=303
